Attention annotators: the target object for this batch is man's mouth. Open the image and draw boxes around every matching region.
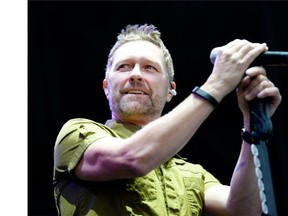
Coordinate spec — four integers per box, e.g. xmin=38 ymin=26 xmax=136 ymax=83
xmin=125 ymin=90 xmax=147 ymax=95
xmin=121 ymin=87 xmax=150 ymax=95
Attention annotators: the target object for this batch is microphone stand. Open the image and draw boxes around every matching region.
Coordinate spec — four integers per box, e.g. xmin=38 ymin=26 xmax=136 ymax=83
xmin=248 ymin=98 xmax=277 ymax=216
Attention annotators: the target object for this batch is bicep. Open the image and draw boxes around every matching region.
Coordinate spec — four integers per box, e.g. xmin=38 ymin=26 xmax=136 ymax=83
xmin=204 ymin=184 xmax=230 ymax=216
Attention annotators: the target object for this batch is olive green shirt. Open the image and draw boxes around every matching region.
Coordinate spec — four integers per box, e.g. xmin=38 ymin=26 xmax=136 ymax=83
xmin=53 ymin=118 xmax=220 ymax=216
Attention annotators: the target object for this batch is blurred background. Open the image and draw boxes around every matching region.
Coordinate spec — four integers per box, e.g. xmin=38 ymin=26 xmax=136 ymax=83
xmin=28 ymin=1 xmax=288 ymax=215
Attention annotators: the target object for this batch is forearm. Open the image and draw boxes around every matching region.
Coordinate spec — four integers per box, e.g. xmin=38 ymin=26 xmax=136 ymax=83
xmin=226 ymin=141 xmax=262 ymax=215
xmin=132 ymin=81 xmax=230 ymax=170
xmin=78 ymin=92 xmax=218 ymax=181
xmin=127 ymin=93 xmax=215 ymax=172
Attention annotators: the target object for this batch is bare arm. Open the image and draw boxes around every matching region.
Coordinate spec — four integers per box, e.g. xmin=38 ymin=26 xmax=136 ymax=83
xmin=74 ymin=40 xmax=270 ymax=182
xmin=75 ymin=94 xmax=215 ymax=181
xmin=226 ymin=67 xmax=281 ymax=215
xmin=204 ymin=66 xmax=282 ymax=216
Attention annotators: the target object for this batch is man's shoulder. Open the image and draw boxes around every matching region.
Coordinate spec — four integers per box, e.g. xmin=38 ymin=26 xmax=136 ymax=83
xmin=55 ymin=118 xmax=110 ymax=145
xmin=65 ymin=117 xmax=101 ymax=125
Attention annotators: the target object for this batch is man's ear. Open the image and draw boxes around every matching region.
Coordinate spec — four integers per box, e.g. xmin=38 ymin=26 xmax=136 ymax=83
xmin=103 ymin=79 xmax=109 ymax=99
xmin=167 ymin=81 xmax=176 ymax=102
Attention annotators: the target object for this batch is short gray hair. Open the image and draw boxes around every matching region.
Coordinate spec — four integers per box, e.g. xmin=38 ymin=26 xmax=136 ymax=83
xmin=105 ymin=24 xmax=175 ymax=82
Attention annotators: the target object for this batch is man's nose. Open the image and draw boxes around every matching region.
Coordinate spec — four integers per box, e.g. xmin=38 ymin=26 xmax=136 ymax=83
xmin=129 ymin=66 xmax=144 ymax=82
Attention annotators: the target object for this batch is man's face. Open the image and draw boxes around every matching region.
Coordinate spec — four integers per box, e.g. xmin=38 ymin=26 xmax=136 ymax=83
xmin=103 ymin=40 xmax=173 ymax=124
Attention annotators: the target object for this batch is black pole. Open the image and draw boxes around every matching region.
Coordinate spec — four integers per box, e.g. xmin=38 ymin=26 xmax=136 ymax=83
xmin=248 ymin=98 xmax=277 ymax=216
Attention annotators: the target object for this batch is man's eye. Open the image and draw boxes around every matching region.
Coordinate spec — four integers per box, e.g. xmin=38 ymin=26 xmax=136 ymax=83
xmin=145 ymin=65 xmax=157 ymax=71
xmin=118 ymin=64 xmax=130 ymax=71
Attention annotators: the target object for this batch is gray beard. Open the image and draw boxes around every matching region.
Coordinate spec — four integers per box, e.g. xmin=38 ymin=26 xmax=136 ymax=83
xmin=109 ymin=94 xmax=166 ymax=119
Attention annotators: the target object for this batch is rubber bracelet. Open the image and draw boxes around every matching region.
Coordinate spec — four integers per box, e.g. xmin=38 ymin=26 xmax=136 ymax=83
xmin=241 ymin=128 xmax=257 ymax=144
xmin=192 ymin=86 xmax=219 ymax=108
xmin=241 ymin=128 xmax=271 ymax=144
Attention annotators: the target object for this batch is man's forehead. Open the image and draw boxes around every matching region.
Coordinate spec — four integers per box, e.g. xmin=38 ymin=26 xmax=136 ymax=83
xmin=113 ymin=40 xmax=163 ymax=61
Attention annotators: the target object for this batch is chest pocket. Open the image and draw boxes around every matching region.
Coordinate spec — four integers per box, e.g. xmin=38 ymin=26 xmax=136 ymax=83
xmin=173 ymin=158 xmax=205 ymax=214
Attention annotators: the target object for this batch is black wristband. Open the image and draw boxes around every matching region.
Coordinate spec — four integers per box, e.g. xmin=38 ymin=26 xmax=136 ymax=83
xmin=241 ymin=128 xmax=257 ymax=144
xmin=192 ymin=86 xmax=219 ymax=108
xmin=241 ymin=128 xmax=272 ymax=144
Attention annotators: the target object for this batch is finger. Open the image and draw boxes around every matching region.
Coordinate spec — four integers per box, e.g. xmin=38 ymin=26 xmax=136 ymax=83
xmin=225 ymin=39 xmax=242 ymax=48
xmin=243 ymin=66 xmax=268 ymax=95
xmin=257 ymin=86 xmax=280 ymax=100
xmin=259 ymin=87 xmax=282 ymax=117
xmin=237 ymin=42 xmax=268 ymax=66
xmin=244 ymin=76 xmax=274 ymax=101
xmin=212 ymin=39 xmax=246 ymax=59
xmin=216 ymin=41 xmax=268 ymax=71
xmin=238 ymin=75 xmax=251 ymax=91
xmin=211 ymin=39 xmax=242 ymax=62
xmin=245 ymin=66 xmax=267 ymax=77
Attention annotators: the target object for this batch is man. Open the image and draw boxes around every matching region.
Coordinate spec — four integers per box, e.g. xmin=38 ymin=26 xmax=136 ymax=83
xmin=53 ymin=24 xmax=282 ymax=215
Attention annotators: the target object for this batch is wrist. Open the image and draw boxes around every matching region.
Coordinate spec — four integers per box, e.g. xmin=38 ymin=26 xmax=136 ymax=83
xmin=241 ymin=127 xmax=272 ymax=144
xmin=192 ymin=86 xmax=219 ymax=109
xmin=243 ymin=116 xmax=251 ymax=131
xmin=241 ymin=128 xmax=255 ymax=144
xmin=199 ymin=81 xmax=226 ymax=103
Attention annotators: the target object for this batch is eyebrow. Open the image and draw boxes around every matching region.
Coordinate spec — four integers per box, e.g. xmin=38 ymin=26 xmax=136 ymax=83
xmin=115 ymin=57 xmax=163 ymax=70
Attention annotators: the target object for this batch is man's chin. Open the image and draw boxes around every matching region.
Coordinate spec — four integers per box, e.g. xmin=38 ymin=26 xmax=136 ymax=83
xmin=121 ymin=104 xmax=147 ymax=113
xmin=123 ymin=93 xmax=149 ymax=99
